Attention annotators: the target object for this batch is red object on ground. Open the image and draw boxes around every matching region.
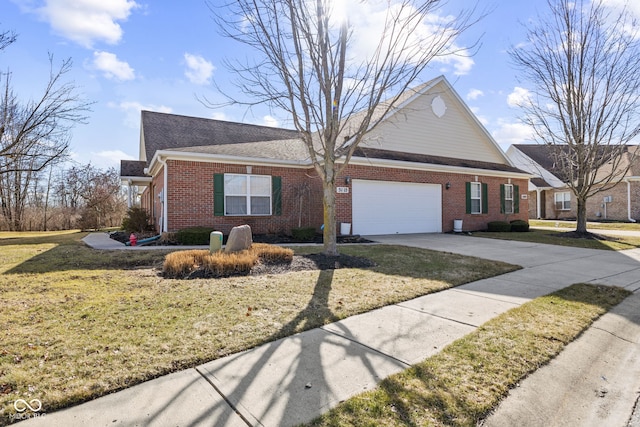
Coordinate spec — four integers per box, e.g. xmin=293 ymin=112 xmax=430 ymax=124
xmin=129 ymin=233 xmax=137 ymax=246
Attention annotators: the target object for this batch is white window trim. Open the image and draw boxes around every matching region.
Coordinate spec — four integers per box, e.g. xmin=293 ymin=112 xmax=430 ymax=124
xmin=470 ymin=182 xmax=482 ymax=214
xmin=554 ymin=191 xmax=571 ymax=211
xmin=224 ymin=173 xmax=272 ymax=216
xmin=504 ymin=184 xmax=514 ymax=214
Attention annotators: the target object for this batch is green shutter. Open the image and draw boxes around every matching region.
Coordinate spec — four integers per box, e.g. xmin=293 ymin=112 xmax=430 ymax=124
xmin=514 ymin=185 xmax=520 ymax=214
xmin=272 ymin=176 xmax=282 ymax=216
xmin=214 ymin=174 xmax=224 ymax=216
xmin=465 ymin=182 xmax=471 ymax=214
xmin=500 ymin=184 xmax=505 ymax=214
xmin=482 ymin=183 xmax=488 ymax=214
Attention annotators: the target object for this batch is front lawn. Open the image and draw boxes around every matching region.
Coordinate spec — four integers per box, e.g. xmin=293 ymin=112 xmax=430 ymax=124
xmin=530 ymin=219 xmax=640 ymax=231
xmin=307 ymin=283 xmax=630 ymax=427
xmin=475 ymin=228 xmax=640 ymax=250
xmin=0 ymin=231 xmax=518 ymax=423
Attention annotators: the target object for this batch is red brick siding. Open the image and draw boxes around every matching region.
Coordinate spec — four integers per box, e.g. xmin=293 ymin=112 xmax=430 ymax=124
xmin=537 ymin=182 xmax=640 ymax=221
xmin=160 ymin=159 xmax=528 ymax=235
xmin=166 ymin=160 xmax=324 ymax=234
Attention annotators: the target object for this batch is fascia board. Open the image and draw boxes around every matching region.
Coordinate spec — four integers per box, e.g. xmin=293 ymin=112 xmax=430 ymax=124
xmin=146 ymin=150 xmax=312 ymax=175
xmin=347 ymin=156 xmax=532 ymax=179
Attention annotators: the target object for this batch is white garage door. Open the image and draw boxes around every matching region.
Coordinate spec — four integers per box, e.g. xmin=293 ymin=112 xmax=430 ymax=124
xmin=352 ymin=180 xmax=442 ymax=235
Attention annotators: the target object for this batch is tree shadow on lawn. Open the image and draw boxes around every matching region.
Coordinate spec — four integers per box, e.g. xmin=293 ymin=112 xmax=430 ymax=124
xmin=3 ymin=234 xmax=172 ymax=274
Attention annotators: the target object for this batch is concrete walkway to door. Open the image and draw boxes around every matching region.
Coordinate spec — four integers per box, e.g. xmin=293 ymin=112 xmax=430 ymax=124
xmin=20 ymin=233 xmax=640 ymax=427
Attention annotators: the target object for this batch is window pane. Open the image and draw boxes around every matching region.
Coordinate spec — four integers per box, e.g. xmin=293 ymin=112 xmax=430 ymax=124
xmin=250 ymin=176 xmax=271 ymax=196
xmin=251 ymin=196 xmax=271 ymax=215
xmin=225 ymin=175 xmax=247 ymax=195
xmin=225 ymin=196 xmax=247 ymax=215
xmin=471 ymin=199 xmax=481 ymax=214
xmin=505 ymin=185 xmax=513 ymax=199
xmin=505 ymin=201 xmax=513 ymax=214
xmin=471 ymin=183 xmax=481 ymax=198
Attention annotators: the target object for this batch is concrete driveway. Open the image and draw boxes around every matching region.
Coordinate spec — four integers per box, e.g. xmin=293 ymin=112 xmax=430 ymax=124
xmin=22 ymin=233 xmax=640 ymax=427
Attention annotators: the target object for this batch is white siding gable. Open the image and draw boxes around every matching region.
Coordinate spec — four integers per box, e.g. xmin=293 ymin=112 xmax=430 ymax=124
xmin=361 ymin=79 xmax=508 ymax=165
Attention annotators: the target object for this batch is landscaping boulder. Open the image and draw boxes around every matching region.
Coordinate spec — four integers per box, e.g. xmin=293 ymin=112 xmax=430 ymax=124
xmin=225 ymin=225 xmax=253 ymax=253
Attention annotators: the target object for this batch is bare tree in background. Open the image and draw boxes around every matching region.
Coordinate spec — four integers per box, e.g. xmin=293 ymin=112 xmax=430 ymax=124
xmin=0 ymin=30 xmax=92 ymax=229
xmin=212 ymin=0 xmax=479 ymax=255
xmin=509 ymin=0 xmax=640 ymax=234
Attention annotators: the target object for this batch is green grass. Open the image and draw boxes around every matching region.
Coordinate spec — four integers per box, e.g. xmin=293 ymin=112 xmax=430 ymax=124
xmin=475 ymin=229 xmax=640 ymax=251
xmin=530 ymin=219 xmax=640 ymax=231
xmin=306 ymin=284 xmax=631 ymax=427
xmin=0 ymin=231 xmax=519 ymax=423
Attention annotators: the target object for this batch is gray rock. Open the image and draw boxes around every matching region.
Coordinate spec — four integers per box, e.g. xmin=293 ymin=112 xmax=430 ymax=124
xmin=225 ymin=225 xmax=253 ymax=253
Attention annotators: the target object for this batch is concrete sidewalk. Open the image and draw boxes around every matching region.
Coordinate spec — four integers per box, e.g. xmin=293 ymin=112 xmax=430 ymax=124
xmin=20 ymin=234 xmax=640 ymax=427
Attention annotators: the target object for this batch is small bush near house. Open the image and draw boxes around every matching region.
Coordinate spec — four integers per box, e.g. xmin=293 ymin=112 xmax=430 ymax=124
xmin=122 ymin=207 xmax=154 ymax=233
xmin=163 ymin=243 xmax=294 ymax=278
xmin=510 ymin=219 xmax=530 ymax=232
xmin=487 ymin=221 xmax=512 ymax=232
xmin=176 ymin=226 xmax=215 ymax=245
xmin=291 ymin=226 xmax=316 ymax=241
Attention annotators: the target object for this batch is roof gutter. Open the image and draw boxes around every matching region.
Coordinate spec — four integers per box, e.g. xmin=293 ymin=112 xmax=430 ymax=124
xmin=146 ymin=150 xmax=311 ymax=176
xmin=347 ymin=156 xmax=532 ymax=179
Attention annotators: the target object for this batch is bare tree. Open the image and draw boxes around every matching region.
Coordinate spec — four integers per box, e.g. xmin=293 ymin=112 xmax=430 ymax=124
xmin=212 ymin=0 xmax=479 ymax=254
xmin=0 ymin=51 xmax=92 ymax=230
xmin=509 ymin=0 xmax=640 ymax=234
xmin=0 ymin=28 xmax=17 ymax=52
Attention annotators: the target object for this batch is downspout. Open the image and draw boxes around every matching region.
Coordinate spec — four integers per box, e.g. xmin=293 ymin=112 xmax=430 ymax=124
xmin=626 ymin=179 xmax=637 ymax=223
xmin=127 ymin=179 xmax=133 ymax=208
xmin=536 ymin=188 xmax=542 ymax=219
xmin=157 ymin=157 xmax=169 ymax=232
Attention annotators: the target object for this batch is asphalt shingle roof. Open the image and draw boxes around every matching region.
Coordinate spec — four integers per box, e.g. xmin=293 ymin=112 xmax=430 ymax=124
xmin=120 ymin=160 xmax=148 ymax=178
xmin=141 ymin=110 xmax=300 ymax=164
xmin=353 ymin=147 xmax=526 ymax=174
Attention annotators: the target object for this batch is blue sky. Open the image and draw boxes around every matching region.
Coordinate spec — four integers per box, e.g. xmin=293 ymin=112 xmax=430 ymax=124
xmin=1 ymin=0 xmax=635 ymax=170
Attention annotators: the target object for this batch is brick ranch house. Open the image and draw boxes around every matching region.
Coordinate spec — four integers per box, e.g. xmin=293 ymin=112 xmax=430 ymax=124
xmin=120 ymin=76 xmax=530 ymax=236
xmin=507 ymin=144 xmax=640 ymax=222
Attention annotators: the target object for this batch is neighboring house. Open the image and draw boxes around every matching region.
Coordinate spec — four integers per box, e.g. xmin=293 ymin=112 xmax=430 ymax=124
xmin=507 ymin=144 xmax=640 ymax=222
xmin=120 ymin=76 xmax=530 ymax=236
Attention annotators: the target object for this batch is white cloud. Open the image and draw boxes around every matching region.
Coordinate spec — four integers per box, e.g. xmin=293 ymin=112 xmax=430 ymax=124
xmin=507 ymin=87 xmax=531 ymax=107
xmin=261 ymin=115 xmax=279 ymax=127
xmin=211 ymin=112 xmax=229 ymax=121
xmin=466 ymin=89 xmax=484 ymax=101
xmin=112 ymin=101 xmax=173 ymax=128
xmin=33 ymin=0 xmax=138 ymax=48
xmin=184 ymin=53 xmax=215 ymax=85
xmin=328 ymin=1 xmax=475 ymax=75
xmin=491 ymin=120 xmax=535 ymax=146
xmin=91 ymin=149 xmax=134 ymax=168
xmin=91 ymin=51 xmax=135 ymax=81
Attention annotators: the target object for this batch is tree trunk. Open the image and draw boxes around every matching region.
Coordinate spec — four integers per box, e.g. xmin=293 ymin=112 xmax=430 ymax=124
xmin=576 ymin=197 xmax=588 ymax=234
xmin=322 ymin=179 xmax=338 ymax=256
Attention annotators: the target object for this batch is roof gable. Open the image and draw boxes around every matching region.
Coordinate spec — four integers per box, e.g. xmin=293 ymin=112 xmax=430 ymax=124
xmin=360 ymin=77 xmax=511 ymax=165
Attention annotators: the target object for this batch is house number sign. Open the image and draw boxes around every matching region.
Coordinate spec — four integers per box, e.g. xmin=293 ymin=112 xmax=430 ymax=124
xmin=336 ymin=187 xmax=349 ymax=194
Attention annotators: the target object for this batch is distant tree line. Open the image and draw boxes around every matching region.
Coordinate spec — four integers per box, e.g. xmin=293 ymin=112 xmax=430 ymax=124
xmin=0 ymin=28 xmax=125 ymax=231
xmin=0 ymin=162 xmax=127 ymax=231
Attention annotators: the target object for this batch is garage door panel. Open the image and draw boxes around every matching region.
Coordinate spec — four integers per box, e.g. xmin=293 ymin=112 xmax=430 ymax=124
xmin=352 ymin=180 xmax=442 ymax=235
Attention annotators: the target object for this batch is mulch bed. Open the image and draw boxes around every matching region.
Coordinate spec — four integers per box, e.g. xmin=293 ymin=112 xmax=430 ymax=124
xmin=252 ymin=253 xmax=377 ymax=275
xmin=110 ymin=231 xmax=374 ymax=246
xmin=551 ymin=231 xmax=620 ymax=241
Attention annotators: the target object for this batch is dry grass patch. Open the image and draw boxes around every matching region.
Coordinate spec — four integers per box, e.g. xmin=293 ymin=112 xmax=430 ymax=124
xmin=306 ymin=284 xmax=631 ymax=427
xmin=162 ymin=244 xmax=294 ymax=278
xmin=0 ymin=232 xmax=517 ymax=424
xmin=475 ymin=228 xmax=640 ymax=250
